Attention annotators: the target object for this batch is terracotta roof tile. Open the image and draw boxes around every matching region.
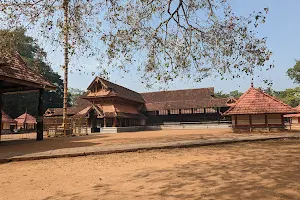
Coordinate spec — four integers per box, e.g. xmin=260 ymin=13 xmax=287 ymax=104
xmin=0 ymin=51 xmax=55 ymax=90
xmin=1 ymin=110 xmax=17 ymax=123
xmin=141 ymin=88 xmax=214 ymax=102
xmin=15 ymin=112 xmax=36 ymax=124
xmin=141 ymin=88 xmax=228 ymax=111
xmin=143 ymin=98 xmax=229 ymax=111
xmin=224 ymin=87 xmax=296 ymax=115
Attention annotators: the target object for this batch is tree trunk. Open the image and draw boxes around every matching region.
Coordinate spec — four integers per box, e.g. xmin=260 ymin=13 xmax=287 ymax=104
xmin=62 ymin=0 xmax=69 ymax=136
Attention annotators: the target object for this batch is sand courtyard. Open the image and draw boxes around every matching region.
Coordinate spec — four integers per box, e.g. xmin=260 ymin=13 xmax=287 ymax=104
xmin=1 ymin=139 xmax=300 ymax=200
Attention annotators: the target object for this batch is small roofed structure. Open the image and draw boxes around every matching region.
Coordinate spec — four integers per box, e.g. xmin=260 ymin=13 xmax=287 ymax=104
xmin=224 ymin=85 xmax=296 ymax=132
xmin=284 ymin=105 xmax=300 ymax=127
xmin=0 ymin=51 xmax=55 ymax=141
xmin=1 ymin=110 xmax=16 ymax=133
xmin=15 ymin=112 xmax=37 ymax=130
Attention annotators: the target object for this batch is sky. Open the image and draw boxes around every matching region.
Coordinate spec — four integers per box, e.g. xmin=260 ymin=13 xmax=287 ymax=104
xmin=45 ymin=0 xmax=300 ymax=94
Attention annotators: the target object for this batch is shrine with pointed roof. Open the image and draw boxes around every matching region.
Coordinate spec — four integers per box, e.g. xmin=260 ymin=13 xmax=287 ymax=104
xmin=224 ymin=85 xmax=297 ymax=132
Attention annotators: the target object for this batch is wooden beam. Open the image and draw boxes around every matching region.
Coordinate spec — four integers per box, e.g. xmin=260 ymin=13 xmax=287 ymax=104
xmin=36 ymin=89 xmax=44 ymax=141
xmin=0 ymin=81 xmax=3 ymax=143
xmin=0 ymin=75 xmax=55 ymax=91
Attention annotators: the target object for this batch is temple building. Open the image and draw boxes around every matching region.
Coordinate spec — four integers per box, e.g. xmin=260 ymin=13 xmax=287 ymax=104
xmin=224 ymin=85 xmax=296 ymax=132
xmin=45 ymin=77 xmax=231 ymax=133
xmin=1 ymin=110 xmax=16 ymax=133
xmin=15 ymin=111 xmax=37 ymax=130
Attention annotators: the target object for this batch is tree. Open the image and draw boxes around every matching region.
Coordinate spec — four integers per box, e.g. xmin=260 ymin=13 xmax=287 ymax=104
xmin=0 ymin=28 xmax=66 ymax=118
xmin=228 ymin=90 xmax=243 ymax=99
xmin=287 ymin=60 xmax=300 ymax=84
xmin=0 ymin=0 xmax=272 ymax=134
xmin=273 ymin=88 xmax=300 ymax=108
xmin=215 ymin=90 xmax=243 ymax=99
xmin=68 ymin=88 xmax=85 ymax=106
xmin=215 ymin=91 xmax=229 ymax=98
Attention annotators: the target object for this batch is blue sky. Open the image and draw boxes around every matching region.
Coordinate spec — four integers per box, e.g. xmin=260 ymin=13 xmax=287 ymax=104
xmin=46 ymin=0 xmax=300 ymax=94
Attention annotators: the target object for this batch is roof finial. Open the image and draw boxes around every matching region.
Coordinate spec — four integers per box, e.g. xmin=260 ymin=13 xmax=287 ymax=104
xmin=251 ymin=78 xmax=254 ymax=88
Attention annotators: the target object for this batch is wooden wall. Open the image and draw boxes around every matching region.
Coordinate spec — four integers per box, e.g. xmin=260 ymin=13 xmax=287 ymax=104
xmin=232 ymin=114 xmax=283 ymax=126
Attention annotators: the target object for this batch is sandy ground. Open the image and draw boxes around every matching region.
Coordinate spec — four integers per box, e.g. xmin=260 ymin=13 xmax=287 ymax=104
xmin=1 ymin=139 xmax=300 ymax=200
xmin=1 ymin=128 xmax=294 ymax=157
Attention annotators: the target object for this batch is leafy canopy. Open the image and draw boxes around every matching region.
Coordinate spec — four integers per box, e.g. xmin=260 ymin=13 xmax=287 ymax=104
xmin=287 ymin=60 xmax=300 ymax=84
xmin=0 ymin=0 xmax=272 ymax=87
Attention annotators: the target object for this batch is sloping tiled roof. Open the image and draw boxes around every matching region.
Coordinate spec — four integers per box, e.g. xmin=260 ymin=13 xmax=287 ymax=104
xmin=45 ymin=106 xmax=88 ymax=117
xmin=284 ymin=113 xmax=300 ymax=118
xmin=86 ymin=77 xmax=145 ymax=103
xmin=1 ymin=110 xmax=16 ymax=124
xmin=143 ymin=98 xmax=229 ymax=111
xmin=295 ymin=105 xmax=300 ymax=112
xmin=15 ymin=112 xmax=36 ymax=124
xmin=141 ymin=88 xmax=214 ymax=102
xmin=224 ymin=87 xmax=296 ymax=115
xmin=0 ymin=51 xmax=56 ymax=90
xmin=141 ymin=88 xmax=228 ymax=111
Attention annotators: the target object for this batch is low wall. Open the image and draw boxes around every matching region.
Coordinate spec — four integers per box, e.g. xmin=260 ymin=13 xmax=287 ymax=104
xmin=146 ymin=123 xmax=230 ymax=130
xmin=232 ymin=126 xmax=287 ymax=133
xmin=101 ymin=126 xmax=146 ymax=133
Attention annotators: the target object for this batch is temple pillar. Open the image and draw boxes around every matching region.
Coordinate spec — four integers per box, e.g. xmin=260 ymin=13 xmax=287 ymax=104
xmin=36 ymin=88 xmax=44 ymax=141
xmin=0 ymin=81 xmax=3 ymax=143
xmin=113 ymin=118 xmax=117 ymax=127
xmin=103 ymin=118 xmax=106 ymax=127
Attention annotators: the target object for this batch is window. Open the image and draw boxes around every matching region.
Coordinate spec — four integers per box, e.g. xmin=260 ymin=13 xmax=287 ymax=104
xmin=193 ymin=108 xmax=204 ymax=113
xmin=206 ymin=108 xmax=217 ymax=113
xmin=158 ymin=110 xmax=168 ymax=115
xmin=170 ymin=110 xmax=180 ymax=114
xmin=181 ymin=109 xmax=192 ymax=114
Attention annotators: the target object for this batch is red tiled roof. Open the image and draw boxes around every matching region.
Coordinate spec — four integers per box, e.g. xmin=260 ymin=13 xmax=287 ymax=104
xmin=224 ymin=87 xmax=296 ymax=115
xmin=141 ymin=88 xmax=228 ymax=111
xmin=1 ymin=110 xmax=16 ymax=124
xmin=143 ymin=98 xmax=229 ymax=111
xmin=0 ymin=51 xmax=55 ymax=90
xmin=284 ymin=113 xmax=300 ymax=118
xmin=141 ymin=88 xmax=214 ymax=102
xmin=15 ymin=112 xmax=36 ymax=124
xmin=295 ymin=105 xmax=300 ymax=112
xmin=44 ymin=106 xmax=88 ymax=117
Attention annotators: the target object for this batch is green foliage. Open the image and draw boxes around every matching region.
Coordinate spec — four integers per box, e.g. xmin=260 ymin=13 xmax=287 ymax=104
xmin=68 ymin=88 xmax=85 ymax=106
xmin=228 ymin=90 xmax=243 ymax=99
xmin=1 ymin=28 xmax=66 ymax=117
xmin=0 ymin=0 xmax=272 ymax=87
xmin=215 ymin=90 xmax=243 ymax=99
xmin=273 ymin=88 xmax=300 ymax=108
xmin=215 ymin=91 xmax=229 ymax=98
xmin=287 ymin=60 xmax=300 ymax=84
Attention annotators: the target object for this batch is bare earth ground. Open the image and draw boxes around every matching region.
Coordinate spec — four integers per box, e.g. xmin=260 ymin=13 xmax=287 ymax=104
xmin=1 ymin=139 xmax=300 ymax=200
xmin=1 ymin=128 xmax=298 ymax=156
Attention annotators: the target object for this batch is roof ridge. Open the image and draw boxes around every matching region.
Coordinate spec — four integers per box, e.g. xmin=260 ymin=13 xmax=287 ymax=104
xmin=223 ymin=87 xmax=253 ymax=115
xmin=253 ymin=87 xmax=293 ymax=109
xmin=99 ymin=77 xmax=141 ymax=95
xmin=141 ymin=87 xmax=215 ymax=94
xmin=13 ymin=51 xmax=55 ymax=88
xmin=223 ymin=87 xmax=296 ymax=115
